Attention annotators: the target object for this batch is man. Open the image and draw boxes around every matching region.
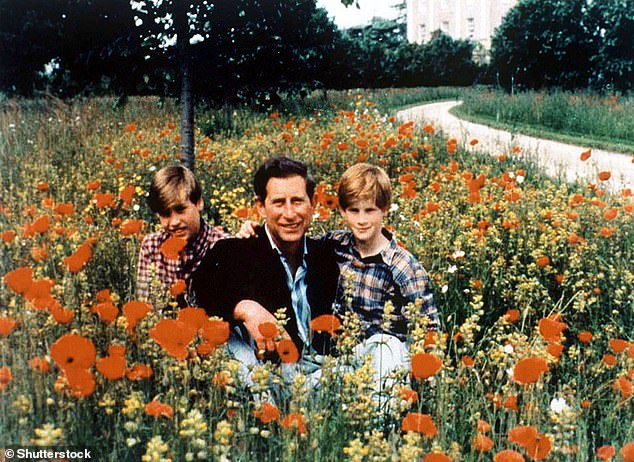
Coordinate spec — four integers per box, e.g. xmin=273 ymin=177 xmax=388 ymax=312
xmin=191 ymin=157 xmax=340 ymax=363
xmin=136 ymin=165 xmax=229 ymax=306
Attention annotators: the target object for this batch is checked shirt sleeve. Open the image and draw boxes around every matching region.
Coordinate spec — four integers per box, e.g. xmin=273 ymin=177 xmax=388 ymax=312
xmin=395 ymin=255 xmax=440 ymax=331
xmin=136 ymin=235 xmax=156 ymax=302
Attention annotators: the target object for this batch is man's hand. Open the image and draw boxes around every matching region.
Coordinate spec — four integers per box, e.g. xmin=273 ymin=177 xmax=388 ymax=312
xmin=235 ymin=220 xmax=260 ymax=239
xmin=234 ymin=300 xmax=287 ymax=356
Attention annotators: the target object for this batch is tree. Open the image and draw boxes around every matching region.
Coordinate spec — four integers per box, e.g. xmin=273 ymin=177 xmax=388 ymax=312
xmin=134 ymin=0 xmax=342 ymax=170
xmin=587 ymin=0 xmax=634 ymax=92
xmin=0 ymin=0 xmax=145 ymax=96
xmin=491 ymin=0 xmax=595 ymax=90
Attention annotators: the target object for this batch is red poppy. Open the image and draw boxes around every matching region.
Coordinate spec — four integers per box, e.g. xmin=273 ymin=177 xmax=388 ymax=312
xmin=603 ymin=208 xmax=619 ymax=221
xmin=64 ymin=367 xmax=96 ymax=398
xmin=400 ymin=388 xmax=418 ymax=403
xmin=177 ymin=307 xmax=209 ymax=331
xmin=578 ymin=331 xmax=592 ymax=344
xmin=149 ymin=319 xmax=197 ymax=360
xmin=258 ymin=322 xmax=278 ymax=339
xmin=91 ymin=301 xmax=119 ymax=324
xmin=54 ymin=203 xmax=75 ymax=216
xmin=281 ymin=413 xmax=306 ymax=434
xmin=603 ymin=354 xmax=617 ymax=366
xmin=596 ymin=445 xmax=615 ymax=461
xmin=580 ymin=149 xmax=591 ymax=161
xmin=598 ymin=171 xmax=611 ymax=181
xmin=401 ymin=412 xmax=437 ymax=437
xmin=525 ymin=433 xmax=552 ymax=460
xmin=493 ymin=450 xmax=525 ymax=462
xmin=126 ymin=364 xmax=153 ymax=380
xmin=535 ymin=256 xmax=550 ymax=267
xmin=473 ymin=434 xmax=494 ymax=452
xmin=0 ymin=317 xmax=17 ymax=336
xmin=121 ymin=219 xmax=144 ymax=236
xmin=423 ymin=453 xmax=452 ymax=462
xmin=411 ymin=352 xmax=442 ymax=379
xmin=123 ymin=300 xmax=151 ymax=333
xmin=119 ymin=185 xmax=135 ymax=205
xmin=310 ymin=314 xmax=342 ymax=336
xmin=253 ymin=402 xmax=280 ymax=423
xmin=145 ymin=400 xmax=174 ymax=418
xmin=96 ymin=354 xmax=126 ymax=380
xmin=201 ymin=319 xmax=230 ymax=348
xmin=504 ymin=309 xmax=521 ymax=323
xmin=0 ymin=367 xmax=12 ymax=391
xmin=614 ymin=376 xmax=633 ymax=398
xmin=538 ymin=317 xmax=567 ymax=342
xmin=600 ymin=227 xmax=614 ymax=238
xmin=276 ymin=339 xmax=299 ymax=363
xmin=477 ymin=420 xmax=491 ymax=433
xmin=4 ymin=267 xmax=34 ymax=294
xmin=1 ymin=230 xmax=16 ymax=243
xmin=91 ymin=192 xmax=115 ymax=208
xmin=49 ymin=302 xmax=74 ymax=324
xmin=513 ymin=357 xmax=549 ymax=384
xmin=461 ymin=355 xmax=475 ymax=367
xmin=546 ymin=342 xmax=564 ymax=360
xmin=50 ymin=334 xmax=96 ymax=371
xmin=169 ymin=279 xmax=187 ymax=297
xmin=621 ymin=442 xmax=634 ymax=462
xmin=160 ymin=236 xmax=187 ymax=260
xmin=609 ymin=338 xmax=630 ymax=354
xmin=503 ymin=395 xmax=518 ymax=411
xmin=63 ymin=242 xmax=92 ymax=273
xmin=29 ymin=357 xmax=51 ymax=373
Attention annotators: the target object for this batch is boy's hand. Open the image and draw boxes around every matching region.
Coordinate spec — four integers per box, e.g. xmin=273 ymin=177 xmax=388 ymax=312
xmin=235 ymin=220 xmax=260 ymax=239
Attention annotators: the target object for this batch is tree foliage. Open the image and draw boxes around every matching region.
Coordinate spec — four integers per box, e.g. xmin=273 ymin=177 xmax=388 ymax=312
xmin=491 ymin=0 xmax=634 ymax=92
xmin=491 ymin=0 xmax=594 ymax=91
xmin=0 ymin=0 xmax=146 ymax=96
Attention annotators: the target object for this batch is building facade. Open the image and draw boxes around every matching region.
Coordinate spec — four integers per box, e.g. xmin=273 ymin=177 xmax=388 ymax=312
xmin=406 ymin=0 xmax=517 ymax=50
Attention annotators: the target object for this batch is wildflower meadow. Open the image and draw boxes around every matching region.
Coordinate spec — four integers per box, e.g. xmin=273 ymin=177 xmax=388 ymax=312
xmin=1 ymin=91 xmax=633 ymax=461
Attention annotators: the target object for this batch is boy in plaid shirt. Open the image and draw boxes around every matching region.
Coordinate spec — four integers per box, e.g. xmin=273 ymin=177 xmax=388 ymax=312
xmin=327 ymin=163 xmax=438 ymax=387
xmin=136 ymin=165 xmax=229 ymax=306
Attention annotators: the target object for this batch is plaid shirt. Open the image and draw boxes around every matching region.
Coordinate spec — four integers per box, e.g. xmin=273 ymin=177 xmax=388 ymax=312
xmin=136 ymin=220 xmax=229 ymax=304
xmin=326 ymin=229 xmax=439 ymax=341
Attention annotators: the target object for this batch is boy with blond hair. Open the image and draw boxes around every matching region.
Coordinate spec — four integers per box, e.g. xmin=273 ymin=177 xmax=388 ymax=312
xmin=326 ymin=163 xmax=438 ymax=389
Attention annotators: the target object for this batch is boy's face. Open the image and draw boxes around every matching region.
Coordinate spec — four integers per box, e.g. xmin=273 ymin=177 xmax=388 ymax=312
xmin=158 ymin=197 xmax=203 ymax=242
xmin=339 ymin=198 xmax=387 ymax=245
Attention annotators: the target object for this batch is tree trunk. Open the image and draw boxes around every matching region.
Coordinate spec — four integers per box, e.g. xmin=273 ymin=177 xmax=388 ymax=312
xmin=175 ymin=6 xmax=195 ymax=171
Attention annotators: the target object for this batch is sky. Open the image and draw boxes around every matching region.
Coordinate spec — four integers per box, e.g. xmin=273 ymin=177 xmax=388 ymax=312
xmin=316 ymin=0 xmax=401 ymax=29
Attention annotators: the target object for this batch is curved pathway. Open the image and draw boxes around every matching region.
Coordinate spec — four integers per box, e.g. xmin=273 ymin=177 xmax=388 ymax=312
xmin=396 ymin=100 xmax=634 ymax=191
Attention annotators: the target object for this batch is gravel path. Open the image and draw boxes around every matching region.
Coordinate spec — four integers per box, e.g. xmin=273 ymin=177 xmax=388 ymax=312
xmin=396 ymin=100 xmax=634 ymax=191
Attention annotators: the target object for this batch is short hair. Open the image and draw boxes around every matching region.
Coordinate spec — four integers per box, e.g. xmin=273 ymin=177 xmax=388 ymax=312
xmin=148 ymin=165 xmax=202 ymax=215
xmin=253 ymin=157 xmax=316 ymax=201
xmin=338 ymin=163 xmax=392 ymax=210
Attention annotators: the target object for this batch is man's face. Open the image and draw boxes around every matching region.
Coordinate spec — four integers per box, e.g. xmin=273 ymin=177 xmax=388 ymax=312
xmin=256 ymin=175 xmax=315 ymax=250
xmin=158 ymin=197 xmax=203 ymax=242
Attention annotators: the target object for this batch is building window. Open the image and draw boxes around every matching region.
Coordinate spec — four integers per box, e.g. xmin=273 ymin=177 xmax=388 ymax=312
xmin=467 ymin=17 xmax=475 ymax=39
xmin=418 ymin=23 xmax=427 ymax=42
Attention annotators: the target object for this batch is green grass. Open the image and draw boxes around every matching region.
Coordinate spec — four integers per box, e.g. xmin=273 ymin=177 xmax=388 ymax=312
xmin=453 ymin=89 xmax=634 ymax=154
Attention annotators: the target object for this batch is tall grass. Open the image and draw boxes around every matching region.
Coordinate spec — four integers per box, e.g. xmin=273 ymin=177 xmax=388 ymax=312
xmin=0 ymin=94 xmax=633 ymax=461
xmin=455 ymin=89 xmax=634 ymax=152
